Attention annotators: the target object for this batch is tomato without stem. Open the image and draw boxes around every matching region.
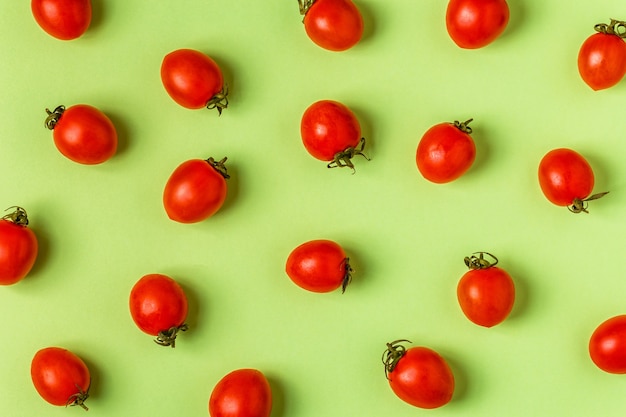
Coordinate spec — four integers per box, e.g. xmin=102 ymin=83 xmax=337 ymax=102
xmin=31 ymin=0 xmax=92 ymax=40
xmin=578 ymin=19 xmax=626 ymax=91
xmin=31 ymin=347 xmax=90 ymax=410
xmin=446 ymin=0 xmax=509 ymax=49
xmin=298 ymin=0 xmax=364 ymax=51
xmin=0 ymin=207 xmax=38 ymax=285
xmin=589 ymin=315 xmax=626 ymax=374
xmin=209 ymin=368 xmax=272 ymax=417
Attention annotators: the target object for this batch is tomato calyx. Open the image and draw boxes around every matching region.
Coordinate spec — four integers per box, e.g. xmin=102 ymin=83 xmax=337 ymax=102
xmin=66 ymin=383 xmax=90 ymax=411
xmin=453 ymin=118 xmax=473 ymax=134
xmin=155 ymin=323 xmax=189 ymax=348
xmin=2 ymin=206 xmax=30 ymax=226
xmin=464 ymin=252 xmax=498 ymax=270
xmin=327 ymin=137 xmax=370 ymax=172
xmin=341 ymin=257 xmax=354 ymax=293
xmin=297 ymin=0 xmax=315 ymax=16
xmin=382 ymin=339 xmax=411 ymax=379
xmin=206 ymin=85 xmax=229 ymax=115
xmin=44 ymin=105 xmax=66 ymax=130
xmin=568 ymin=191 xmax=609 ymax=214
xmin=594 ymin=19 xmax=626 ymax=38
xmin=206 ymin=157 xmax=231 ymax=179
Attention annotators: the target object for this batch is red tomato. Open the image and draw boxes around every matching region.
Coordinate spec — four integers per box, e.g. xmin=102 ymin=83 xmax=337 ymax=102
xmin=31 ymin=347 xmax=90 ymax=410
xmin=300 ymin=100 xmax=368 ymax=170
xmin=285 ymin=239 xmax=353 ymax=293
xmin=416 ymin=119 xmax=476 ymax=183
xmin=0 ymin=206 xmax=38 ymax=285
xmin=589 ymin=315 xmax=626 ymax=374
xmin=31 ymin=0 xmax=91 ymax=40
xmin=382 ymin=340 xmax=454 ymax=409
xmin=538 ymin=148 xmax=608 ymax=213
xmin=446 ymin=0 xmax=509 ymax=49
xmin=44 ymin=104 xmax=117 ymax=165
xmin=208 ymin=368 xmax=272 ymax=417
xmin=298 ymin=0 xmax=364 ymax=51
xmin=457 ymin=252 xmax=515 ymax=327
xmin=578 ymin=19 xmax=626 ymax=90
xmin=163 ymin=157 xmax=229 ymax=223
xmin=129 ymin=273 xmax=189 ymax=347
xmin=161 ymin=49 xmax=228 ymax=113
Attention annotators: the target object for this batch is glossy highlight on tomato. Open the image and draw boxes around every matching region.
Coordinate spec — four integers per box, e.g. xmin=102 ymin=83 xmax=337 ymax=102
xmin=0 ymin=206 xmax=38 ymax=285
xmin=446 ymin=0 xmax=510 ymax=49
xmin=589 ymin=315 xmax=626 ymax=374
xmin=208 ymin=368 xmax=272 ymax=417
xmin=31 ymin=0 xmax=92 ymax=40
xmin=298 ymin=0 xmax=364 ymax=51
xmin=578 ymin=19 xmax=626 ymax=90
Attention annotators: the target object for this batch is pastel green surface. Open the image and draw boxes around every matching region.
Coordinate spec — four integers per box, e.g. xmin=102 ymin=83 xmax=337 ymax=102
xmin=1 ymin=1 xmax=626 ymax=416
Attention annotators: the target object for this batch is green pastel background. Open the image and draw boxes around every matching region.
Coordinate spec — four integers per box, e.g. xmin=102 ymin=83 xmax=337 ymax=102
xmin=1 ymin=1 xmax=626 ymax=415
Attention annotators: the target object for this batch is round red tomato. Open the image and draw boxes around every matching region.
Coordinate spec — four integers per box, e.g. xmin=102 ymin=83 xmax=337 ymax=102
xmin=382 ymin=340 xmax=455 ymax=409
xmin=44 ymin=104 xmax=117 ymax=165
xmin=457 ymin=252 xmax=515 ymax=327
xmin=31 ymin=0 xmax=91 ymax=40
xmin=446 ymin=0 xmax=510 ymax=49
xmin=416 ymin=119 xmax=476 ymax=183
xmin=163 ymin=157 xmax=229 ymax=223
xmin=161 ymin=49 xmax=228 ymax=113
xmin=129 ymin=273 xmax=189 ymax=347
xmin=285 ymin=239 xmax=353 ymax=293
xmin=31 ymin=347 xmax=90 ymax=410
xmin=578 ymin=19 xmax=626 ymax=90
xmin=300 ymin=100 xmax=368 ymax=170
xmin=589 ymin=315 xmax=626 ymax=373
xmin=208 ymin=368 xmax=272 ymax=417
xmin=298 ymin=0 xmax=364 ymax=51
xmin=0 ymin=206 xmax=38 ymax=285
xmin=538 ymin=148 xmax=608 ymax=213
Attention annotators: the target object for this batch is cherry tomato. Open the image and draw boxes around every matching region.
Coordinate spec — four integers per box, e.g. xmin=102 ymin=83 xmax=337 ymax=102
xmin=208 ymin=368 xmax=272 ymax=417
xmin=0 ymin=206 xmax=38 ymax=285
xmin=446 ymin=0 xmax=509 ymax=49
xmin=538 ymin=148 xmax=608 ymax=213
xmin=129 ymin=273 xmax=188 ymax=347
xmin=457 ymin=252 xmax=515 ymax=327
xmin=300 ymin=100 xmax=368 ymax=170
xmin=285 ymin=239 xmax=353 ymax=293
xmin=44 ymin=104 xmax=117 ymax=165
xmin=31 ymin=0 xmax=92 ymax=40
xmin=382 ymin=340 xmax=454 ymax=409
xmin=589 ymin=315 xmax=626 ymax=374
xmin=298 ymin=0 xmax=364 ymax=51
xmin=161 ymin=49 xmax=228 ymax=113
xmin=578 ymin=19 xmax=626 ymax=90
xmin=31 ymin=347 xmax=90 ymax=410
xmin=416 ymin=119 xmax=476 ymax=183
xmin=163 ymin=157 xmax=229 ymax=224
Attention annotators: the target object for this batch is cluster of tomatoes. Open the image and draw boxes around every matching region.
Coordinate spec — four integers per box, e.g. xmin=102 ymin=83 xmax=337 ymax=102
xmin=0 ymin=0 xmax=623 ymax=414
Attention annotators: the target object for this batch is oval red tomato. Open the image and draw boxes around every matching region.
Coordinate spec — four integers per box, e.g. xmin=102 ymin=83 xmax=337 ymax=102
xmin=44 ymin=104 xmax=117 ymax=165
xmin=446 ymin=0 xmax=510 ymax=49
xmin=416 ymin=119 xmax=476 ymax=183
xmin=209 ymin=368 xmax=272 ymax=417
xmin=0 ymin=206 xmax=38 ymax=285
xmin=31 ymin=0 xmax=92 ymax=40
xmin=129 ymin=273 xmax=189 ymax=347
xmin=163 ymin=157 xmax=229 ymax=223
xmin=589 ymin=315 xmax=626 ymax=374
xmin=161 ymin=49 xmax=228 ymax=113
xmin=298 ymin=0 xmax=364 ymax=51
xmin=538 ymin=148 xmax=608 ymax=213
xmin=300 ymin=100 xmax=368 ymax=170
xmin=31 ymin=347 xmax=90 ymax=410
xmin=285 ymin=239 xmax=353 ymax=293
xmin=457 ymin=252 xmax=515 ymax=327
xmin=578 ymin=19 xmax=626 ymax=90
xmin=382 ymin=340 xmax=455 ymax=409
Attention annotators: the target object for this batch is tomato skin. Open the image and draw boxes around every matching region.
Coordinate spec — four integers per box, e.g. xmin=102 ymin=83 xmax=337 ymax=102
xmin=208 ymin=368 xmax=272 ymax=417
xmin=578 ymin=32 xmax=626 ymax=91
xmin=0 ymin=208 xmax=38 ymax=285
xmin=457 ymin=266 xmax=515 ymax=327
xmin=31 ymin=347 xmax=90 ymax=409
xmin=538 ymin=148 xmax=594 ymax=207
xmin=285 ymin=239 xmax=351 ymax=293
xmin=31 ymin=0 xmax=92 ymax=40
xmin=446 ymin=0 xmax=510 ymax=49
xmin=302 ymin=0 xmax=364 ymax=51
xmin=589 ymin=315 xmax=626 ymax=374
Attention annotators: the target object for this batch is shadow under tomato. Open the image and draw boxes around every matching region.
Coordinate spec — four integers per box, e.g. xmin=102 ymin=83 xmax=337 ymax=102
xmin=216 ymin=160 xmax=239 ymax=218
xmin=102 ymin=110 xmax=132 ymax=161
xmin=501 ymin=0 xmax=525 ymax=43
xmin=176 ymin=279 xmax=202 ymax=345
xmin=21 ymin=219 xmax=52 ymax=285
xmin=357 ymin=1 xmax=376 ymax=46
xmin=266 ymin=374 xmax=287 ymax=417
xmin=77 ymin=353 xmax=104 ymax=408
xmin=439 ymin=349 xmax=469 ymax=405
xmin=504 ymin=259 xmax=531 ymax=323
xmin=89 ymin=0 xmax=106 ymax=35
xmin=343 ymin=103 xmax=375 ymax=167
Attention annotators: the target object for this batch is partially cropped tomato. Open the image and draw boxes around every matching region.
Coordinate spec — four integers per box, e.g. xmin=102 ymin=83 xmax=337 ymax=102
xmin=578 ymin=19 xmax=626 ymax=90
xmin=161 ymin=49 xmax=228 ymax=113
xmin=416 ymin=119 xmax=476 ymax=183
xmin=285 ymin=239 xmax=353 ymax=293
xmin=300 ymin=100 xmax=368 ymax=170
xmin=129 ymin=274 xmax=188 ymax=347
xmin=382 ymin=340 xmax=455 ymax=409
xmin=538 ymin=148 xmax=608 ymax=213
xmin=44 ymin=104 xmax=117 ymax=165
xmin=446 ymin=0 xmax=509 ymax=49
xmin=209 ymin=368 xmax=272 ymax=417
xmin=163 ymin=157 xmax=229 ymax=223
xmin=31 ymin=0 xmax=92 ymax=40
xmin=0 ymin=206 xmax=38 ymax=285
xmin=589 ymin=315 xmax=626 ymax=374
xmin=31 ymin=347 xmax=91 ymax=410
xmin=457 ymin=252 xmax=515 ymax=327
xmin=298 ymin=0 xmax=364 ymax=51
